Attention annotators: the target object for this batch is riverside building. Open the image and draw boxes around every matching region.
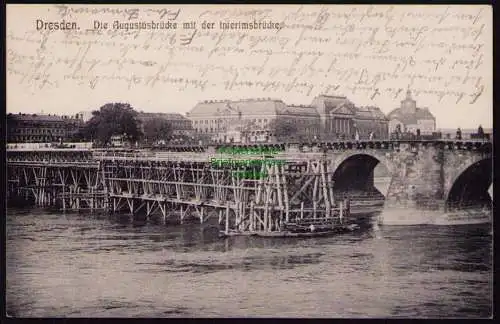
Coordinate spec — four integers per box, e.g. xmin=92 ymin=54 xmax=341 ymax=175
xmin=187 ymin=95 xmax=390 ymax=143
xmin=6 ymin=113 xmax=84 ymax=143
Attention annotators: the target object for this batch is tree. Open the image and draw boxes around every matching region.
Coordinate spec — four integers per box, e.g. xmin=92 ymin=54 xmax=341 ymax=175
xmin=269 ymin=119 xmax=298 ymax=141
xmin=79 ymin=103 xmax=142 ymax=145
xmin=143 ymin=119 xmax=173 ymax=143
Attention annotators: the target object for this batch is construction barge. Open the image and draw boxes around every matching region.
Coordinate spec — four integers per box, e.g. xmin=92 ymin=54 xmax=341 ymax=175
xmin=219 ymin=204 xmax=359 ymax=238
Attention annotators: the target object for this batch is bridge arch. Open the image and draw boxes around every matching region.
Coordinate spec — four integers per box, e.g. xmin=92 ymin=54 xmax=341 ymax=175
xmin=330 ymin=151 xmax=394 ymax=197
xmin=444 ymin=157 xmax=492 ymax=209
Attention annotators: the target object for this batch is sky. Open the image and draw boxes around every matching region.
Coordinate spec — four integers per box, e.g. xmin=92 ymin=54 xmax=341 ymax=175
xmin=6 ymin=4 xmax=493 ymax=129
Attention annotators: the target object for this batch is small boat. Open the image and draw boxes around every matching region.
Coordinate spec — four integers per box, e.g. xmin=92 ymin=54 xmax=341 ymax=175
xmin=256 ymin=224 xmax=359 ymax=238
xmin=221 ymin=224 xmax=360 ymax=238
xmin=254 ymin=231 xmax=337 ymax=238
xmin=218 ymin=230 xmax=257 ymax=238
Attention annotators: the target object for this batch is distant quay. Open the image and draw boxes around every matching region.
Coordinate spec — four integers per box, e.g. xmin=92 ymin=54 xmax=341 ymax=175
xmin=36 ymin=19 xmax=78 ymax=31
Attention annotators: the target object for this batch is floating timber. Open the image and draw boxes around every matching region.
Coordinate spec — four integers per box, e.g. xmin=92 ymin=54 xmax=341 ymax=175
xmin=219 ymin=224 xmax=360 ymax=238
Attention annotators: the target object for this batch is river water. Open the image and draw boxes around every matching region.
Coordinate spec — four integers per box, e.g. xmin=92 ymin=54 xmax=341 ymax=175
xmin=6 ymin=208 xmax=492 ymax=318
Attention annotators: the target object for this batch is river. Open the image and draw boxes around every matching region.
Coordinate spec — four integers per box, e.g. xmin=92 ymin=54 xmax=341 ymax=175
xmin=6 ymin=208 xmax=492 ymax=318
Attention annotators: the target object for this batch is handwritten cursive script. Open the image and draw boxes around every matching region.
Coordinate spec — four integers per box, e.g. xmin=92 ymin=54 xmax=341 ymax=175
xmin=7 ymin=4 xmax=491 ymax=116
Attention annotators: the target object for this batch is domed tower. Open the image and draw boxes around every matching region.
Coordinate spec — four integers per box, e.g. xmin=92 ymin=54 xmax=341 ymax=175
xmin=401 ymin=89 xmax=417 ymax=114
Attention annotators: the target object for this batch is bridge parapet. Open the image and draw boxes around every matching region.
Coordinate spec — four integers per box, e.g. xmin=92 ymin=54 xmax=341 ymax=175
xmin=7 ymin=161 xmax=99 ymax=168
xmin=7 ymin=140 xmax=492 ymax=169
xmin=6 ymin=138 xmax=491 ymax=154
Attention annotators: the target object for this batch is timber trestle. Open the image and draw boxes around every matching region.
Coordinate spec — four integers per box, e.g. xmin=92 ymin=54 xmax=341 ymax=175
xmin=7 ymin=149 xmax=348 ymax=234
xmin=7 ymin=150 xmax=107 ymax=210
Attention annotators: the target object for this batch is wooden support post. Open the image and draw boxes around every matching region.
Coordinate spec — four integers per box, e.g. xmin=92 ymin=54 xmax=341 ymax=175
xmin=159 ymin=202 xmax=166 ymax=223
xmin=264 ymin=168 xmax=271 ymax=232
xmin=90 ymin=187 xmax=94 ymax=210
xmin=250 ymin=201 xmax=255 ymax=232
xmin=282 ymin=164 xmax=290 ymax=224
xmin=236 ymin=202 xmax=241 ymax=231
xmin=339 ymin=201 xmax=344 ymax=224
xmin=320 ymin=162 xmax=331 ymax=218
xmin=225 ymin=205 xmax=230 ymax=234
xmin=275 ymin=164 xmax=283 ymax=209
xmin=76 ymin=187 xmax=81 ymax=210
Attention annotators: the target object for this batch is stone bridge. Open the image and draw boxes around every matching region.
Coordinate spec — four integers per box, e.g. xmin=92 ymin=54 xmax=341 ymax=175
xmin=324 ymin=141 xmax=492 ymax=216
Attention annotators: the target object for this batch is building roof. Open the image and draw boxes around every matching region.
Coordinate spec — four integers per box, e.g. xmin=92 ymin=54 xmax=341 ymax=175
xmin=138 ymin=112 xmax=189 ymax=121
xmin=188 ymin=98 xmax=286 ymax=117
xmin=7 ymin=113 xmax=75 ymax=123
xmin=188 ymin=100 xmax=231 ymax=117
xmin=387 ymin=107 xmax=436 ymax=125
xmin=280 ymin=105 xmax=319 ymax=116
xmin=354 ymin=106 xmax=388 ymax=121
xmin=311 ymin=95 xmax=354 ymax=115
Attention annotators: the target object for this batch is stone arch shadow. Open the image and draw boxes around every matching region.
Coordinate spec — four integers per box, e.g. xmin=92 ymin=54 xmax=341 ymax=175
xmin=330 ymin=151 xmax=394 ymax=197
xmin=444 ymin=157 xmax=493 ymax=209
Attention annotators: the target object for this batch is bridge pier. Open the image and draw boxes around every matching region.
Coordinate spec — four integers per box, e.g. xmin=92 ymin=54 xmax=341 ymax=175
xmin=377 ymin=141 xmax=492 ymax=225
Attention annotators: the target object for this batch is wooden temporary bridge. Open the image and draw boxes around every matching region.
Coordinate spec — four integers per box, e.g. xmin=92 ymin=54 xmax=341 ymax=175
xmin=6 ymin=147 xmax=351 ymax=235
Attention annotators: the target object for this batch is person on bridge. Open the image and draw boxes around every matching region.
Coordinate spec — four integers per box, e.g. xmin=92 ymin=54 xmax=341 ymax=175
xmin=309 ymin=224 xmax=316 ymax=232
xmin=478 ymin=125 xmax=484 ymax=138
xmin=369 ymin=132 xmax=374 ymax=140
xmin=394 ymin=124 xmax=402 ymax=140
xmin=456 ymin=128 xmax=462 ymax=140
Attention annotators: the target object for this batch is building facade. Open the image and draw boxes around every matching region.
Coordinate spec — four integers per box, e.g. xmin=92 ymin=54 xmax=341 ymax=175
xmin=276 ymin=105 xmax=321 ymax=141
xmin=7 ymin=113 xmax=84 ymax=143
xmin=311 ymin=95 xmax=389 ymax=139
xmin=187 ymin=98 xmax=320 ymax=143
xmin=353 ymin=106 xmax=389 ymax=139
xmin=312 ymin=95 xmax=356 ymax=138
xmin=387 ymin=90 xmax=436 ymax=134
xmin=187 ymin=95 xmax=395 ymax=143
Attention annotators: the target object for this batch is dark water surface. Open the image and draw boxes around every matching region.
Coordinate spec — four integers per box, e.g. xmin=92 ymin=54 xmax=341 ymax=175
xmin=6 ymin=208 xmax=492 ymax=318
